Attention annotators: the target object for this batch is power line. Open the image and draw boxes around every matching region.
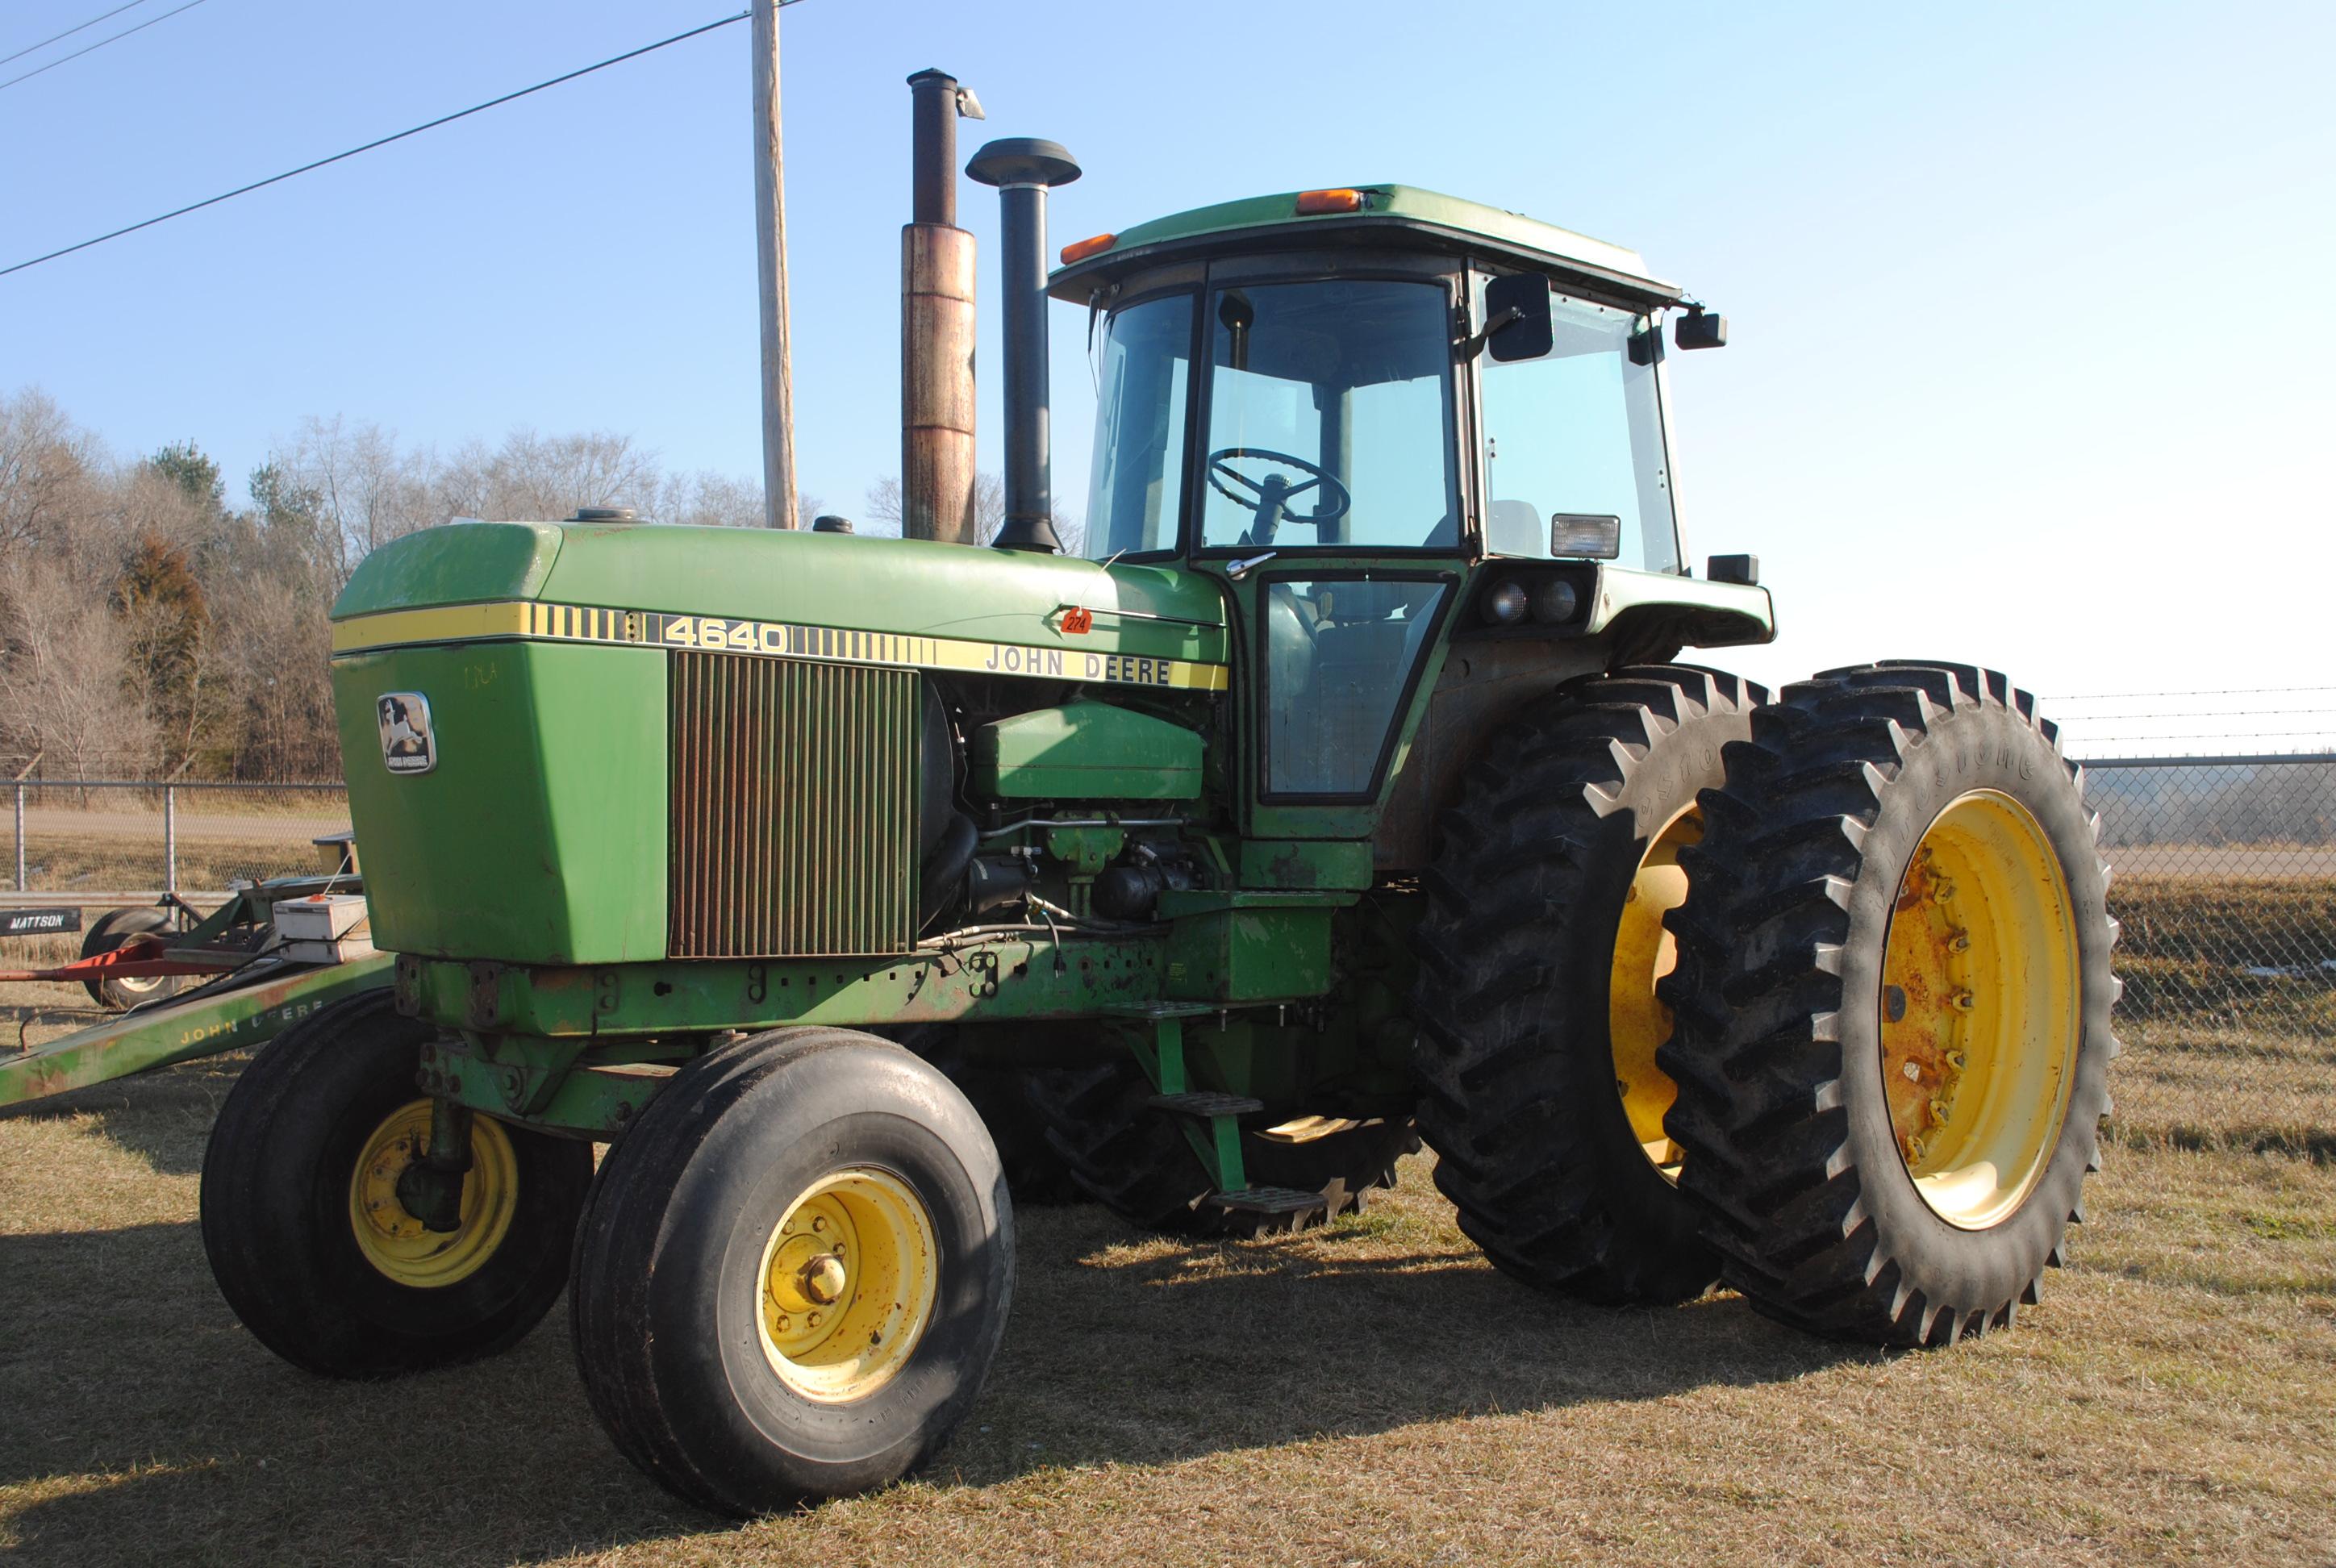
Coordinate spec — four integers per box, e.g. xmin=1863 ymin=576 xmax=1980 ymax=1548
xmin=0 ymin=8 xmax=753 ymax=280
xmin=0 ymin=0 xmax=206 ymax=94
xmin=0 ymin=0 xmax=154 ymax=68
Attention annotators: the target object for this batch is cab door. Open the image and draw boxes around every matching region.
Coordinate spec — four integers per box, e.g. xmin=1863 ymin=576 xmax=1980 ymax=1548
xmin=1176 ymin=255 xmax=1472 ymax=843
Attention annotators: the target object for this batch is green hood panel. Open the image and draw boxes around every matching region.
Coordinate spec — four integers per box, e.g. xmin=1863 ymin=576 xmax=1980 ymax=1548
xmin=332 ymin=522 xmax=565 ymax=618
xmin=332 ymin=521 xmax=1228 ymax=664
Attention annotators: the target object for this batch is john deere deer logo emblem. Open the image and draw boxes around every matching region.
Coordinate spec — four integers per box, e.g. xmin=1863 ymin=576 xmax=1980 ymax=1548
xmin=378 ymin=693 xmax=436 ymax=775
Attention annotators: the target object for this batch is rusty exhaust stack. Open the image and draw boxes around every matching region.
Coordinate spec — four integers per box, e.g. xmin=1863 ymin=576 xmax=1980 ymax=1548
xmin=900 ymin=69 xmax=982 ymax=544
xmin=966 ymin=136 xmax=1080 ymax=554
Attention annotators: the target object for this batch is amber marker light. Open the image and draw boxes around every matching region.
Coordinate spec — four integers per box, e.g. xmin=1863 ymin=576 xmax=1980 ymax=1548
xmin=1295 ymin=188 xmax=1366 ymax=214
xmin=1059 ymin=232 xmax=1116 ymax=265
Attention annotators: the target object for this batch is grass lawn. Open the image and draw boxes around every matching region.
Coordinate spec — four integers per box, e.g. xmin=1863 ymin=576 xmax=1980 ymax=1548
xmin=2 ymin=982 xmax=2331 ymax=1567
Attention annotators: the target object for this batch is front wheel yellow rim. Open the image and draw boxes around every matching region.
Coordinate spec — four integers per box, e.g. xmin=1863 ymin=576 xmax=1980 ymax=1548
xmin=757 ymin=1168 xmax=938 ymax=1403
xmin=348 ymin=1100 xmax=520 ymax=1288
xmin=1610 ymin=805 xmax=1700 ymax=1182
xmin=1881 ymin=790 xmax=2082 ymax=1229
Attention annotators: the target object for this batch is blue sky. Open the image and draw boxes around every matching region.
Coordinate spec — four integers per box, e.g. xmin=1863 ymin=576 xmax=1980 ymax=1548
xmin=3 ymin=0 xmax=2331 ymax=740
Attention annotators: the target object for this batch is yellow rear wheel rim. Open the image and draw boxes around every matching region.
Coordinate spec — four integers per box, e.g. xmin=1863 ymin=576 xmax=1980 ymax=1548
xmin=1610 ymin=806 xmax=1700 ymax=1182
xmin=348 ymin=1099 xmax=519 ymax=1288
xmin=1881 ymin=790 xmax=2081 ymax=1229
xmin=757 ymin=1168 xmax=938 ymax=1403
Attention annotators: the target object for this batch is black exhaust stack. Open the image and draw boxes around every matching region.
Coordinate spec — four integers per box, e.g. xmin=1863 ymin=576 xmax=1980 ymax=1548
xmin=966 ymin=137 xmax=1080 ymax=553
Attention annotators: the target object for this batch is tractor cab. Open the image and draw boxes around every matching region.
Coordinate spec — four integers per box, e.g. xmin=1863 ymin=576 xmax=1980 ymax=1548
xmin=1051 ymin=185 xmax=1771 ymax=843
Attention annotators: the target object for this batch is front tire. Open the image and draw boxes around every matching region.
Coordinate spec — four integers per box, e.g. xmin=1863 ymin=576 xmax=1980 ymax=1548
xmin=569 ymin=1028 xmax=1013 ymax=1516
xmin=1658 ymin=661 xmax=2117 ymax=1345
xmin=1409 ymin=666 xmax=1762 ymax=1304
xmin=198 ymin=991 xmax=593 ymax=1377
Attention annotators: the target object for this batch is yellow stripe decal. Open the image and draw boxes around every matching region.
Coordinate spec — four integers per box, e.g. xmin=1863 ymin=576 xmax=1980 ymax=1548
xmin=331 ymin=600 xmax=1230 ymax=692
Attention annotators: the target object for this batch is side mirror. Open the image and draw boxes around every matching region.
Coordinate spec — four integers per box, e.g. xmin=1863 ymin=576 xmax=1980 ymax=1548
xmin=1675 ymin=309 xmax=1728 ymax=351
xmin=1483 ymin=273 xmax=1554 ymax=362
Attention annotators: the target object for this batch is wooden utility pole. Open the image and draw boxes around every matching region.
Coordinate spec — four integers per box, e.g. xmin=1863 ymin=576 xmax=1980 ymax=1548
xmin=752 ymin=0 xmax=798 ymax=529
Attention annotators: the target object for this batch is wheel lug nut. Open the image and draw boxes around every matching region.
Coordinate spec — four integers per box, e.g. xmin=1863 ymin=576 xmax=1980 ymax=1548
xmin=1952 ymin=990 xmax=1975 ymax=1012
xmin=811 ymin=1216 xmax=828 ymax=1233
xmin=807 ymin=1312 xmax=824 ymax=1329
xmin=1948 ymin=932 xmax=1971 ymax=953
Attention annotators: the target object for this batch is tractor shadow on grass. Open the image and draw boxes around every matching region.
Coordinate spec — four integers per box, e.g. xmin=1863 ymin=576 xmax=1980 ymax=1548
xmin=934 ymin=1190 xmax=1870 ymax=1485
xmin=0 ymin=1164 xmax=1868 ymax=1563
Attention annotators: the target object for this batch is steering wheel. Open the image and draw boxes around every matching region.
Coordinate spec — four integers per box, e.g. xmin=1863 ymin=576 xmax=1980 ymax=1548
xmin=1205 ymin=447 xmax=1352 ymax=545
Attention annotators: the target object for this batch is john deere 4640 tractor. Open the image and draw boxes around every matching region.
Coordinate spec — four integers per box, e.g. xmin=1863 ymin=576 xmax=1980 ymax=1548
xmin=200 ymin=167 xmax=2115 ymax=1516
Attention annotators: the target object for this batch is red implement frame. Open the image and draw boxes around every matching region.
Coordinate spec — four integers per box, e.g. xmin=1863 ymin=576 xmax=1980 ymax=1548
xmin=0 ymin=932 xmax=244 ymax=984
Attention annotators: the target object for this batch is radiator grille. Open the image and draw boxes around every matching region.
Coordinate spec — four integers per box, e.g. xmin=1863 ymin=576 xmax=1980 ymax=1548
xmin=669 ymin=652 xmax=920 ymax=958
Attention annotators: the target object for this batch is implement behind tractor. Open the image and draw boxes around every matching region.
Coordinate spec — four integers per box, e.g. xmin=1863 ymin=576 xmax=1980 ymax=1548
xmin=193 ymin=128 xmax=2117 ymax=1517
xmin=1 ymin=870 xmax=388 ymax=1109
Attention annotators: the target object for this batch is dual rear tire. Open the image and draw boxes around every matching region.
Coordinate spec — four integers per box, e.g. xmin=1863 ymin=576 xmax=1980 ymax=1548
xmin=1411 ymin=665 xmax=1761 ymax=1303
xmin=1412 ymin=660 xmax=2117 ymax=1346
xmin=1657 ymin=662 xmax=2117 ymax=1344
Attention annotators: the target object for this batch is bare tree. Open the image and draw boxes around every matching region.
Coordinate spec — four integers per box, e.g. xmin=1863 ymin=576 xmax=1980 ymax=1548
xmin=0 ymin=389 xmax=98 ymax=561
xmin=863 ymin=471 xmax=1077 ymax=550
xmin=657 ymin=470 xmax=762 ymax=530
xmin=278 ymin=417 xmax=432 ymax=585
xmin=0 ymin=390 xmax=843 ymax=780
xmin=0 ymin=557 xmax=158 ymax=775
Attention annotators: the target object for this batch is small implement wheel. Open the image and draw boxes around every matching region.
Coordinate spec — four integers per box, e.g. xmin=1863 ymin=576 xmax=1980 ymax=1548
xmin=1658 ymin=661 xmax=2117 ymax=1345
xmin=1024 ymin=1055 xmax=1415 ymax=1238
xmin=79 ymin=906 xmax=180 ymax=1011
xmin=1411 ymin=665 xmax=1762 ymax=1303
xmin=569 ymin=1028 xmax=1012 ymax=1516
xmin=198 ymin=991 xmax=592 ymax=1377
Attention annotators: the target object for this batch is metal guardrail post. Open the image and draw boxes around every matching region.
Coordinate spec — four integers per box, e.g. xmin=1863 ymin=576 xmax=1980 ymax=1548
xmin=163 ymin=783 xmax=177 ymax=894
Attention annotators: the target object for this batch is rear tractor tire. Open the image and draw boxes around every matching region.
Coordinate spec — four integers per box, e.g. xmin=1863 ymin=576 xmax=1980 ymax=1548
xmin=198 ymin=991 xmax=594 ymax=1377
xmin=891 ymin=1023 xmax=1079 ymax=1204
xmin=1410 ymin=665 xmax=1764 ymax=1304
xmin=569 ymin=1028 xmax=1014 ymax=1516
xmin=1025 ymin=1056 xmax=1416 ymax=1238
xmin=1658 ymin=661 xmax=2117 ymax=1345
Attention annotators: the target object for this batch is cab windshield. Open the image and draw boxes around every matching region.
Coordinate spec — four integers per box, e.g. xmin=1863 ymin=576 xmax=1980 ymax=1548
xmin=1081 ymin=277 xmax=1461 ymax=559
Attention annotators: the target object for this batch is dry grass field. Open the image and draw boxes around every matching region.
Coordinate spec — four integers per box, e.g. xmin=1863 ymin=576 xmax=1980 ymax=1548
xmin=2 ymin=952 xmax=2332 ymax=1567
xmin=10 ymin=807 xmax=348 ymax=899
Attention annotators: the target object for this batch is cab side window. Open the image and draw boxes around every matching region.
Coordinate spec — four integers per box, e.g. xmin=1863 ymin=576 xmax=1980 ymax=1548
xmin=1475 ymin=278 xmax=1681 ymax=573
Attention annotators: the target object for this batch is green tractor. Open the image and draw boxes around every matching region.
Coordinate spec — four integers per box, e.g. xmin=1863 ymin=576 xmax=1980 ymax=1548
xmin=198 ymin=160 xmax=2116 ymax=1516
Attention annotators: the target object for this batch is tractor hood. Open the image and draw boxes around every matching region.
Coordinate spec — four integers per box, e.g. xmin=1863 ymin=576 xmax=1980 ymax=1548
xmin=330 ymin=521 xmax=1230 ymax=680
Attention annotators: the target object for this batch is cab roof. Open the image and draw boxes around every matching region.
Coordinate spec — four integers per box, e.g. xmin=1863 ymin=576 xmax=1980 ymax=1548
xmin=1048 ymin=184 xmax=1682 ymax=310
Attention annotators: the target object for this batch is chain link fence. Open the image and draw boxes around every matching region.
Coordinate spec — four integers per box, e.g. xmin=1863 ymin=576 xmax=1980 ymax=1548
xmin=2087 ymin=753 xmax=2335 ymax=1157
xmin=5 ymin=780 xmax=349 ymax=905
